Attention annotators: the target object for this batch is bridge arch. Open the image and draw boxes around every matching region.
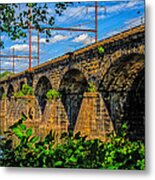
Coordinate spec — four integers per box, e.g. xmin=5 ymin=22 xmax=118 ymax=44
xmin=99 ymin=53 xmax=145 ymax=140
xmin=34 ymin=76 xmax=52 ymax=113
xmin=0 ymin=86 xmax=5 ymax=100
xmin=59 ymin=69 xmax=88 ymax=130
xmin=7 ymin=84 xmax=14 ymax=101
xmin=19 ymin=81 xmax=26 ymax=90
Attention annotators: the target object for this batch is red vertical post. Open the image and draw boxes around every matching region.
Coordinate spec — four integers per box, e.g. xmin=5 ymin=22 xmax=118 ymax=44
xmin=28 ymin=7 xmax=32 ymax=71
xmin=37 ymin=31 xmax=40 ymax=66
xmin=12 ymin=48 xmax=15 ymax=73
xmin=0 ymin=34 xmax=1 ymax=74
xmin=95 ymin=1 xmax=98 ymax=43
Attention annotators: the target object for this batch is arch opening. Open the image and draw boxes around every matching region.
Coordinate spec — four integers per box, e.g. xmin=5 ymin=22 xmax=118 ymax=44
xmin=19 ymin=81 xmax=25 ymax=90
xmin=59 ymin=69 xmax=88 ymax=130
xmin=123 ymin=69 xmax=145 ymax=141
xmin=0 ymin=87 xmax=5 ymax=100
xmin=35 ymin=76 xmax=52 ymax=113
xmin=99 ymin=54 xmax=145 ymax=140
xmin=7 ymin=84 xmax=14 ymax=101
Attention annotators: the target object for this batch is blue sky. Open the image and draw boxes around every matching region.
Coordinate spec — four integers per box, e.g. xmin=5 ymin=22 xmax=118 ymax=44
xmin=0 ymin=0 xmax=145 ymax=73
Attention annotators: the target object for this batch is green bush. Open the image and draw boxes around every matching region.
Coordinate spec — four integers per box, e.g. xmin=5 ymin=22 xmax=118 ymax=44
xmin=46 ymin=89 xmax=61 ymax=100
xmin=0 ymin=115 xmax=145 ymax=169
xmin=22 ymin=84 xmax=33 ymax=96
xmin=88 ymin=82 xmax=96 ymax=92
xmin=14 ymin=84 xmax=34 ymax=98
xmin=98 ymin=46 xmax=105 ymax=55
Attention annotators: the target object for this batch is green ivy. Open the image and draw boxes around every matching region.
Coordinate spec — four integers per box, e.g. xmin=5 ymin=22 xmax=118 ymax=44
xmin=98 ymin=46 xmax=105 ymax=55
xmin=14 ymin=84 xmax=34 ymax=98
xmin=46 ymin=89 xmax=62 ymax=100
xmin=88 ymin=82 xmax=96 ymax=92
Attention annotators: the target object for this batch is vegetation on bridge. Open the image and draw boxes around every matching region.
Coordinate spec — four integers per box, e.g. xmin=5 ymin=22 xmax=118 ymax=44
xmin=0 ymin=71 xmax=13 ymax=80
xmin=0 ymin=114 xmax=145 ymax=169
xmin=46 ymin=89 xmax=62 ymax=100
xmin=14 ymin=84 xmax=34 ymax=98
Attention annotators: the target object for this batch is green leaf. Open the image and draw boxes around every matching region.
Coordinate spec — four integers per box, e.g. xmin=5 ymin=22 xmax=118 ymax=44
xmin=69 ymin=156 xmax=77 ymax=163
xmin=30 ymin=136 xmax=39 ymax=144
xmin=12 ymin=127 xmax=24 ymax=138
xmin=98 ymin=46 xmax=105 ymax=54
xmin=19 ymin=124 xmax=26 ymax=131
xmin=26 ymin=128 xmax=33 ymax=137
xmin=54 ymin=161 xmax=63 ymax=167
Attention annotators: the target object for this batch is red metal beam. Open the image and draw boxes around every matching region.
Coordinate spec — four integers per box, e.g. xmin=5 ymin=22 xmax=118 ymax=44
xmin=31 ymin=26 xmax=96 ymax=33
xmin=0 ymin=55 xmax=38 ymax=59
xmin=95 ymin=1 xmax=98 ymax=43
xmin=28 ymin=7 xmax=32 ymax=71
xmin=12 ymin=48 xmax=15 ymax=73
xmin=38 ymin=31 xmax=40 ymax=65
xmin=0 ymin=68 xmax=13 ymax=71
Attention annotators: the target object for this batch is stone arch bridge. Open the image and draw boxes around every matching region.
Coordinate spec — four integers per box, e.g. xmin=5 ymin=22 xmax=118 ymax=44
xmin=0 ymin=25 xmax=145 ymax=141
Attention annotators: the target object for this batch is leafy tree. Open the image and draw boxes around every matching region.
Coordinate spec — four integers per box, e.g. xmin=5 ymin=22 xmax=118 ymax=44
xmin=0 ymin=2 xmax=73 ymax=47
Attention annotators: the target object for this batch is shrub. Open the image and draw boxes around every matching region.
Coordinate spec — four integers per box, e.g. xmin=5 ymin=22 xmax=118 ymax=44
xmin=98 ymin=46 xmax=105 ymax=55
xmin=88 ymin=82 xmax=96 ymax=92
xmin=22 ymin=84 xmax=33 ymax=96
xmin=0 ymin=116 xmax=145 ymax=169
xmin=46 ymin=89 xmax=61 ymax=100
xmin=14 ymin=84 xmax=34 ymax=98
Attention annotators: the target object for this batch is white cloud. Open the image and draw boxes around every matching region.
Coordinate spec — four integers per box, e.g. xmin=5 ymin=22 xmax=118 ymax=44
xmin=10 ymin=44 xmax=37 ymax=52
xmin=72 ymin=33 xmax=95 ymax=45
xmin=50 ymin=34 xmax=69 ymax=43
xmin=125 ymin=16 xmax=144 ymax=28
xmin=107 ymin=3 xmax=126 ymax=13
xmin=73 ymin=34 xmax=88 ymax=43
xmin=32 ymin=36 xmax=47 ymax=44
xmin=1 ymin=35 xmax=8 ymax=41
xmin=106 ymin=0 xmax=144 ymax=14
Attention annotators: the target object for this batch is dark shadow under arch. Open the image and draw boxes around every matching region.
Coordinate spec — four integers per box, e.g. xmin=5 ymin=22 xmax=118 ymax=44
xmin=0 ymin=87 xmax=5 ymax=100
xmin=99 ymin=54 xmax=145 ymax=140
xmin=7 ymin=84 xmax=14 ymax=101
xmin=59 ymin=69 xmax=88 ymax=130
xmin=19 ymin=81 xmax=25 ymax=90
xmin=123 ymin=69 xmax=145 ymax=141
xmin=35 ymin=76 xmax=52 ymax=113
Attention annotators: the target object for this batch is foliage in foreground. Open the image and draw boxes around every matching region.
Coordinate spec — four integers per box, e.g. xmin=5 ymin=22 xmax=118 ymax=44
xmin=0 ymin=115 xmax=145 ymax=169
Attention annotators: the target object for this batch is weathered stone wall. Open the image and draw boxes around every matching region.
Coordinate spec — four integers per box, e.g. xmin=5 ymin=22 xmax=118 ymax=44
xmin=39 ymin=99 xmax=69 ymax=140
xmin=74 ymin=92 xmax=114 ymax=141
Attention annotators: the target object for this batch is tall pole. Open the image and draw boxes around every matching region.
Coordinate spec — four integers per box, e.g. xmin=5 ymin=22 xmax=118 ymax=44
xmin=28 ymin=7 xmax=32 ymax=71
xmin=0 ymin=34 xmax=1 ymax=75
xmin=12 ymin=48 xmax=15 ymax=73
xmin=95 ymin=1 xmax=98 ymax=43
xmin=37 ymin=31 xmax=40 ymax=66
